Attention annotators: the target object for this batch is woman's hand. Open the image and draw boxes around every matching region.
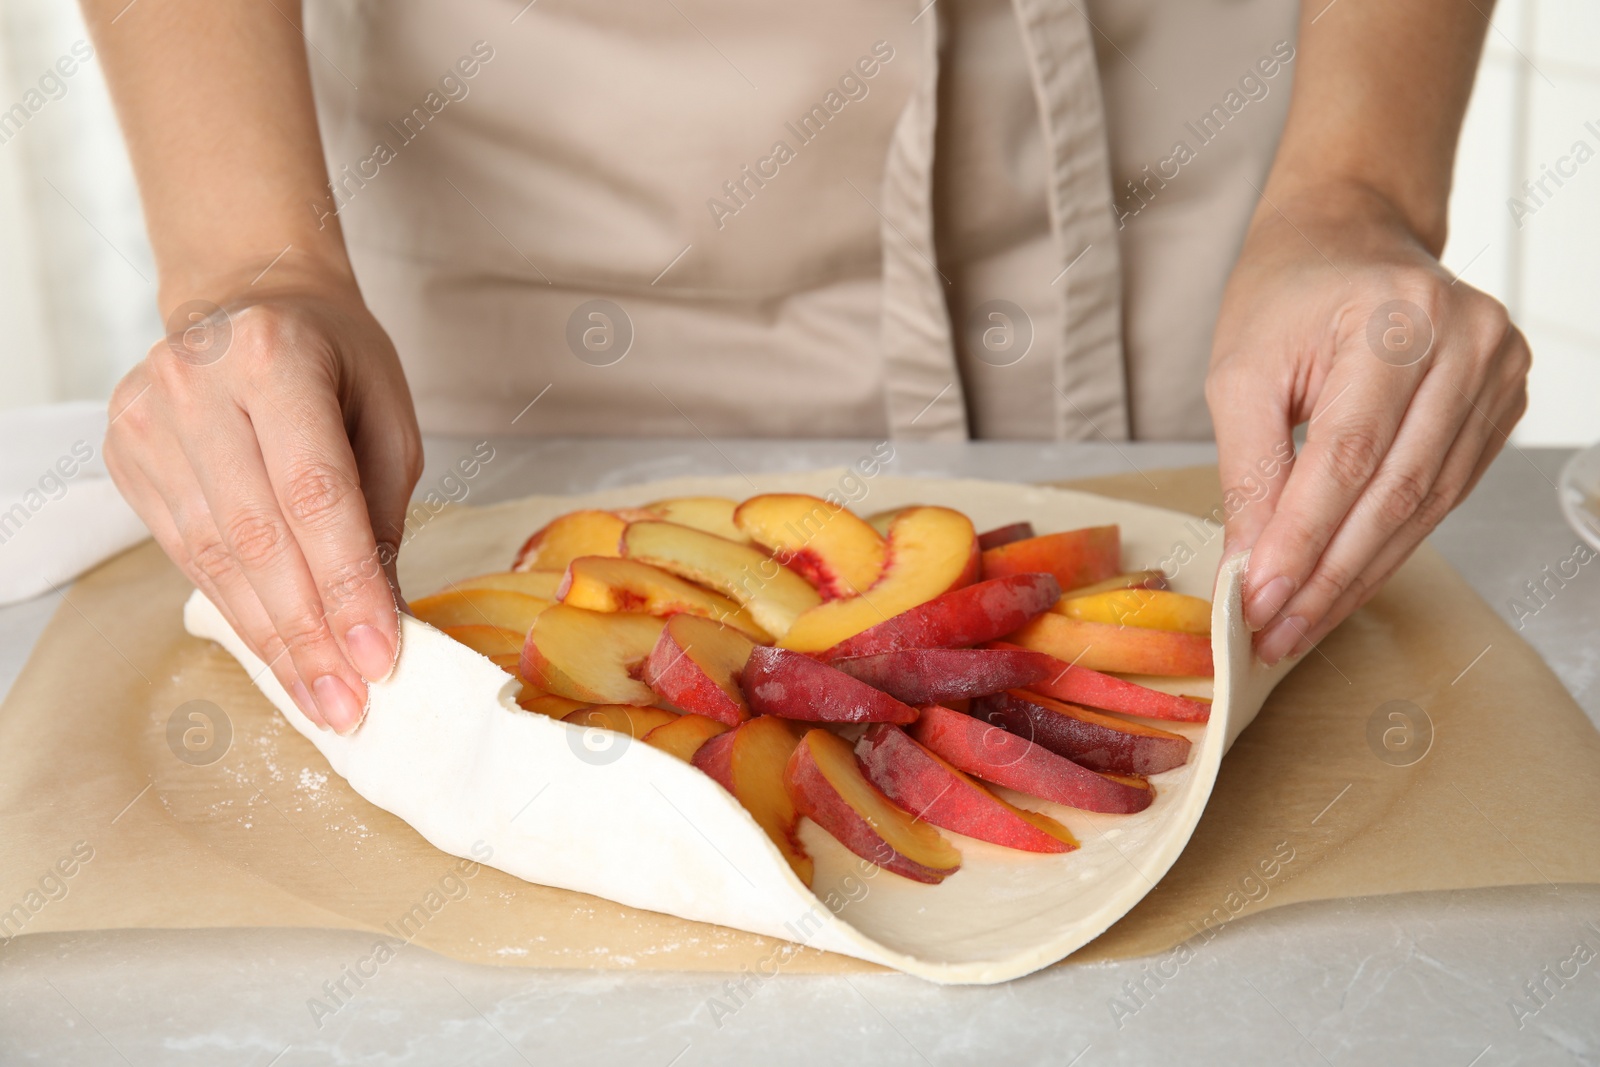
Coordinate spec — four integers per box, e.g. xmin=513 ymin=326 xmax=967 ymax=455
xmin=1207 ymin=181 xmax=1529 ymax=664
xmin=106 ymin=275 xmax=422 ymax=731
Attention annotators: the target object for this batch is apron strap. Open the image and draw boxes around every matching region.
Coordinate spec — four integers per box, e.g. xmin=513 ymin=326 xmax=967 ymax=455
xmin=878 ymin=12 xmax=969 ymax=441
xmin=1011 ymin=0 xmax=1129 ymax=440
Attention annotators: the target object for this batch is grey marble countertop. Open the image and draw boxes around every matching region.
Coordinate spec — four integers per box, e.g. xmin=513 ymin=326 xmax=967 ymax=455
xmin=1 ymin=439 xmax=1596 ymax=1066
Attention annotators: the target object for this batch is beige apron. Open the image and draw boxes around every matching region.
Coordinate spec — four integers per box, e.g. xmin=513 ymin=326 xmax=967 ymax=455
xmin=306 ymin=0 xmax=1297 ymax=441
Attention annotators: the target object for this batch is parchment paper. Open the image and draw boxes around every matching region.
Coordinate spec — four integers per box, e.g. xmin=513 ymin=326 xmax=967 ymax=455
xmin=2 ymin=466 xmax=1597 ymax=974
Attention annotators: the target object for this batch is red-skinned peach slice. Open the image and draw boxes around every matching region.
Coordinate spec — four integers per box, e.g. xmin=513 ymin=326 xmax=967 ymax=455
xmin=831 ymin=648 xmax=1059 ymax=705
xmin=520 ymin=605 xmax=666 ymax=704
xmin=1009 ymin=613 xmax=1213 ymax=677
xmin=641 ymin=496 xmax=753 ymax=544
xmin=976 ymin=522 xmax=1036 ymax=551
xmin=513 ymin=510 xmax=632 ymax=572
xmin=973 ymin=690 xmax=1191 ymax=775
xmin=451 ymin=570 xmax=566 ymax=600
xmin=910 ymin=704 xmax=1153 ymax=813
xmin=982 ymin=526 xmax=1120 ymax=591
xmin=640 ymin=614 xmax=755 ymax=726
xmin=694 ymin=717 xmax=813 ymax=884
xmin=820 ymin=572 xmax=1061 ymax=661
xmin=558 ymin=556 xmax=771 ymax=641
xmin=621 ymin=521 xmax=821 ymax=637
xmin=518 ymin=692 xmax=589 ymax=718
xmin=692 ymin=729 xmax=737 ymax=792
xmin=987 ymin=641 xmax=1211 ymax=722
xmin=785 ymin=729 xmax=962 ymax=884
xmin=563 ymin=704 xmax=679 ymax=736
xmin=733 ymin=493 xmax=887 ymax=599
xmin=441 ymin=624 xmax=525 ymax=659
xmin=778 ymin=507 xmax=980 ymax=653
xmin=411 ymin=589 xmax=551 ymax=635
xmin=741 ymin=647 xmax=919 ymax=724
xmin=643 ymin=714 xmax=731 ymax=762
xmin=1060 ymin=570 xmax=1169 ymax=597
xmin=855 ymin=724 xmax=1078 ymax=853
xmin=1055 ymin=588 xmax=1211 ymax=635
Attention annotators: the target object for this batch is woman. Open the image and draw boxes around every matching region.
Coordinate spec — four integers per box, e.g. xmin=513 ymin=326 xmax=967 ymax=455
xmin=89 ymin=0 xmax=1529 ymax=733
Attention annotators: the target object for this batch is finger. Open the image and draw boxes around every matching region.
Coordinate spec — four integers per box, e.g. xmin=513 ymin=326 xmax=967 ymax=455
xmin=1255 ymin=363 xmax=1474 ymax=660
xmin=1205 ymin=359 xmax=1297 ymax=571
xmin=179 ymin=401 xmax=369 ymax=734
xmin=347 ymin=383 xmax=424 ymax=612
xmin=1271 ymin=377 xmax=1520 ymax=660
xmin=1242 ymin=354 xmax=1428 ymax=631
xmin=250 ymin=379 xmax=404 ymax=686
xmin=121 ymin=440 xmax=331 ymax=728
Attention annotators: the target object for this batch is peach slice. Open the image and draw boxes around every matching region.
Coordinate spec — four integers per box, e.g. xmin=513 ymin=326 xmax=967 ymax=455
xmin=513 ymin=510 xmax=631 ymax=572
xmin=693 ymin=729 xmax=737 ymax=792
xmin=910 ymin=704 xmax=1153 ymax=814
xmin=641 ymin=614 xmax=754 ymax=726
xmin=863 ymin=507 xmax=912 ymax=537
xmin=982 ymin=526 xmax=1120 ymax=591
xmin=973 ymin=690 xmax=1191 ymax=776
xmin=621 ymin=520 xmax=821 ymax=637
xmin=520 ymin=605 xmax=666 ymax=704
xmin=518 ymin=692 xmax=589 ymax=718
xmin=831 ymin=648 xmax=1060 ymax=705
xmin=411 ymin=589 xmax=551 ymax=635
xmin=777 ymin=507 xmax=980 ymax=653
xmin=821 ymin=573 xmax=1061 ymax=661
xmin=987 ymin=641 xmax=1212 ymax=722
xmin=1061 ymin=570 xmax=1169 ymax=597
xmin=643 ymin=713 xmax=731 ymax=762
xmin=856 ymin=725 xmax=1078 ymax=853
xmin=1055 ymin=588 xmax=1211 ymax=635
xmin=976 ymin=522 xmax=1036 ymax=551
xmin=451 ymin=570 xmax=566 ymax=600
xmin=733 ymin=493 xmax=887 ymax=599
xmin=563 ymin=704 xmax=680 ymax=736
xmin=558 ymin=556 xmax=771 ymax=641
xmin=785 ymin=729 xmax=962 ymax=884
xmin=641 ymin=496 xmax=752 ymax=544
xmin=1009 ymin=613 xmax=1213 ymax=677
xmin=694 ymin=717 xmax=813 ymax=884
xmin=741 ymin=647 xmax=919 ymax=724
xmin=440 ymin=624 xmax=525 ymax=659
xmin=487 ymin=653 xmax=522 ymax=675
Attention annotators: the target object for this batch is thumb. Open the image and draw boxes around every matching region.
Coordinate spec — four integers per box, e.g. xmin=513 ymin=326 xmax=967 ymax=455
xmin=1206 ymin=363 xmax=1297 ymax=572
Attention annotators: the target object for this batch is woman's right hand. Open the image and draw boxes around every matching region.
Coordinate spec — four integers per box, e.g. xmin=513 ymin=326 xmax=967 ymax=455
xmin=106 ymin=276 xmax=423 ymax=733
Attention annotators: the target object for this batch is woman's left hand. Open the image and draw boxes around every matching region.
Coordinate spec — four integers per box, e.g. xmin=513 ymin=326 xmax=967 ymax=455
xmin=1206 ymin=181 xmax=1531 ymax=664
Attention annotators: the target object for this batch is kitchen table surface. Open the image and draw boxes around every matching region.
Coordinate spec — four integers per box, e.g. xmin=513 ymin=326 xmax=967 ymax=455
xmin=1 ymin=439 xmax=1596 ymax=1066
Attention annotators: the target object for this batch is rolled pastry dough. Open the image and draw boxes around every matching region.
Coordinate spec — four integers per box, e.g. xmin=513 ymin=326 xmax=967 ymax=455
xmin=183 ymin=472 xmax=1298 ymax=984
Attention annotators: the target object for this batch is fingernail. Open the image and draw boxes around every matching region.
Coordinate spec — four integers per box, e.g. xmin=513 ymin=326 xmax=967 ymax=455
xmin=1244 ymin=575 xmax=1295 ymax=632
xmin=313 ymin=674 xmax=366 ymax=735
xmin=290 ymin=679 xmax=326 ymax=729
xmin=1257 ymin=615 xmax=1307 ymax=665
xmin=346 ymin=623 xmax=397 ymax=684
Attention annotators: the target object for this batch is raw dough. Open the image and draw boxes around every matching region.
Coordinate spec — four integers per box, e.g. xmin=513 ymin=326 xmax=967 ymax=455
xmin=183 ymin=471 xmax=1297 ymax=983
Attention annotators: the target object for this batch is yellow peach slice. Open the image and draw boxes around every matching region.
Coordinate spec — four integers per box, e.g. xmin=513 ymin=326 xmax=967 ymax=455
xmin=513 ymin=510 xmax=628 ymax=572
xmin=558 ymin=557 xmax=771 ymax=641
xmin=521 ymin=605 xmax=666 ymax=704
xmin=411 ymin=589 xmax=550 ymax=635
xmin=1054 ymin=588 xmax=1211 ymax=635
xmin=643 ymin=714 xmax=732 ymax=762
xmin=777 ymin=507 xmax=979 ymax=653
xmin=621 ymin=521 xmax=821 ymax=638
xmin=733 ymin=493 xmax=887 ymax=599
xmin=563 ymin=704 xmax=680 ymax=736
xmin=642 ymin=496 xmax=753 ymax=544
